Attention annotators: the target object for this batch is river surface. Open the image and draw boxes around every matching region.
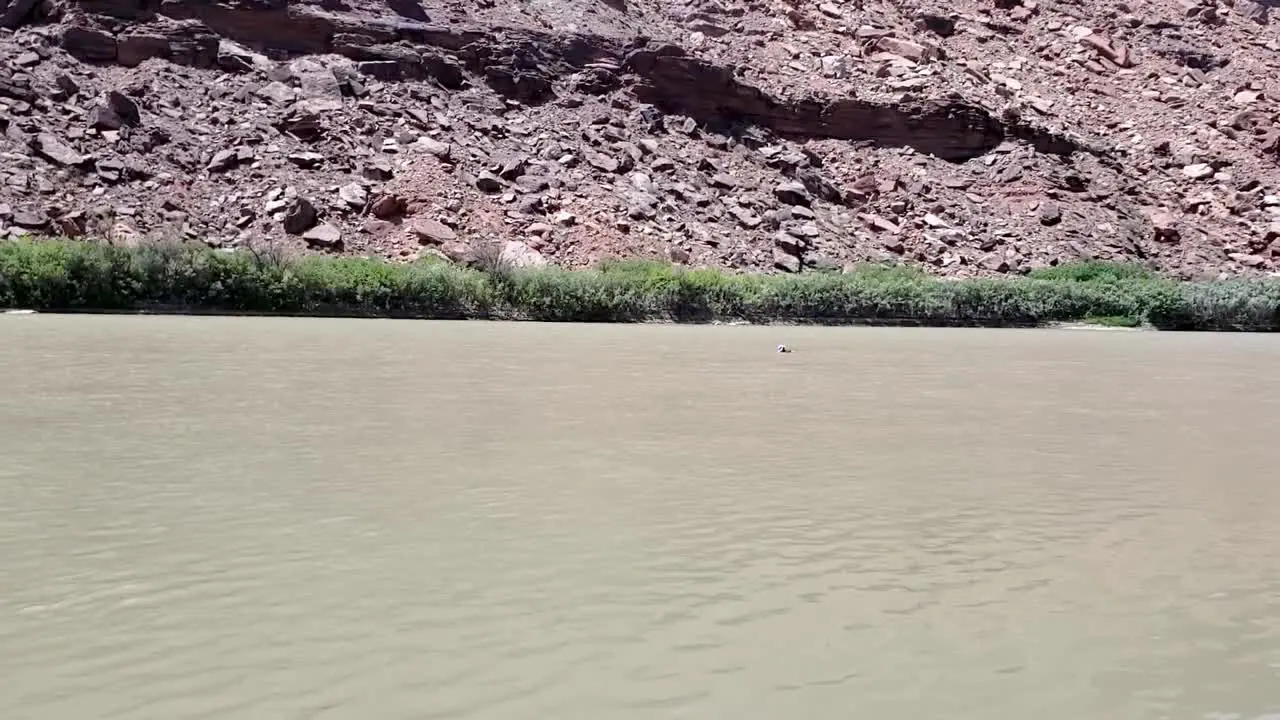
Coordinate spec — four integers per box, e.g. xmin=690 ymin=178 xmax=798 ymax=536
xmin=2 ymin=315 xmax=1280 ymax=720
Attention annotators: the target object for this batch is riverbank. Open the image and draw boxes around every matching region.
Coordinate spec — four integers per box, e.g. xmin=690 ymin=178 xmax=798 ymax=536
xmin=2 ymin=240 xmax=1278 ymax=331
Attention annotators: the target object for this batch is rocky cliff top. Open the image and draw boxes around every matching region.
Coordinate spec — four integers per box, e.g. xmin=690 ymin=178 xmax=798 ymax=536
xmin=3 ymin=0 xmax=1280 ymax=277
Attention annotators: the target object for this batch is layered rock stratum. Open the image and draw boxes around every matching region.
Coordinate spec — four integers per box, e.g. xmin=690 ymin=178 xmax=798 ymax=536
xmin=3 ymin=0 xmax=1280 ymax=276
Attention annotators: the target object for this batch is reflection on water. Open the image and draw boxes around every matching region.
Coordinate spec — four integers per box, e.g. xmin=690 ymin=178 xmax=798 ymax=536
xmin=1 ymin=316 xmax=1279 ymax=720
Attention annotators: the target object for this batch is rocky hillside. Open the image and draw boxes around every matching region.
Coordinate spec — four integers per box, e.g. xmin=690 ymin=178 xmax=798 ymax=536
xmin=2 ymin=0 xmax=1280 ymax=277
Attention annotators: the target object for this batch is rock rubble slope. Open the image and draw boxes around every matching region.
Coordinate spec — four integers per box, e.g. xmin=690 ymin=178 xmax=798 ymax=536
xmin=3 ymin=0 xmax=1280 ymax=277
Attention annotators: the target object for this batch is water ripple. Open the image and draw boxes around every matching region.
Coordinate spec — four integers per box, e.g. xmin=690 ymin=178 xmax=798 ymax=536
xmin=2 ymin=318 xmax=1279 ymax=719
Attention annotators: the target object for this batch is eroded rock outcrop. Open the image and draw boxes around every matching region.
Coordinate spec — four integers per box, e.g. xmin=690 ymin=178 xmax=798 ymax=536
xmin=2 ymin=0 xmax=1280 ymax=276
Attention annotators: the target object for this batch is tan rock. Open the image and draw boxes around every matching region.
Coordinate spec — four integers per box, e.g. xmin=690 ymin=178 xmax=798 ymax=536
xmin=369 ymin=194 xmax=405 ymax=219
xmin=302 ymin=223 xmax=342 ymax=248
xmin=499 ymin=240 xmax=548 ymax=268
xmin=859 ymin=213 xmax=901 ymax=234
xmin=339 ymin=183 xmax=368 ymax=209
xmin=1151 ymin=212 xmax=1181 ymax=243
xmin=773 ymin=247 xmax=801 ymax=272
xmin=872 ymin=37 xmax=942 ymax=64
xmin=412 ymin=218 xmax=457 ymax=244
xmin=1182 ymin=164 xmax=1214 ymax=180
xmin=1234 ymin=90 xmax=1262 ymax=105
xmin=1078 ymin=34 xmax=1133 ymax=68
xmin=1229 ymin=252 xmax=1267 ymax=268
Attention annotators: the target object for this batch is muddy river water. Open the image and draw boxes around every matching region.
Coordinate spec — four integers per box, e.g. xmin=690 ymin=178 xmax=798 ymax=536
xmin=2 ymin=315 xmax=1278 ymax=719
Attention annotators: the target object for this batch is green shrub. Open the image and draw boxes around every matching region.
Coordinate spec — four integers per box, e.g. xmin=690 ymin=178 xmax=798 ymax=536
xmin=1027 ymin=260 xmax=1154 ymax=283
xmin=2 ymin=240 xmax=1278 ymax=331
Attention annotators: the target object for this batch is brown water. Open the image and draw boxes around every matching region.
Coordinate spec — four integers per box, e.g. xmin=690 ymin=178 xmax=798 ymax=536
xmin=2 ymin=315 xmax=1279 ymax=720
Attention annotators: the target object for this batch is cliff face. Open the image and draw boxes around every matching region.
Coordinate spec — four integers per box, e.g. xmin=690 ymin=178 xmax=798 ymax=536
xmin=2 ymin=0 xmax=1279 ymax=277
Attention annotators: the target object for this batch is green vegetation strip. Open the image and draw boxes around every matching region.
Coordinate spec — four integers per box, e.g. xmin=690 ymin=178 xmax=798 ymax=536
xmin=2 ymin=240 xmax=1279 ymax=330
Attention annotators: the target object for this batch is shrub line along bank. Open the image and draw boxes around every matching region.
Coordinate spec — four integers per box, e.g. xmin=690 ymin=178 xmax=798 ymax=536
xmin=1 ymin=240 xmax=1279 ymax=331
